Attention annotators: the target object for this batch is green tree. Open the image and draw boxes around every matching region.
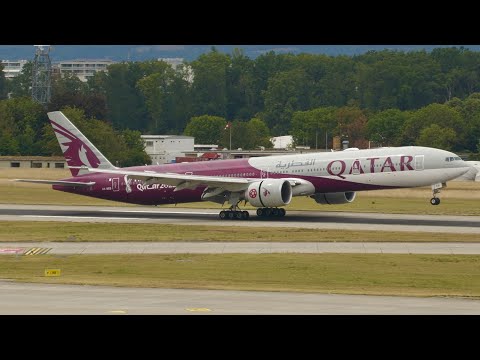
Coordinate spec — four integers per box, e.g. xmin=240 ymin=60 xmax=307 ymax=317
xmin=121 ymin=129 xmax=151 ymax=167
xmin=136 ymin=62 xmax=176 ymax=133
xmin=291 ymin=107 xmax=336 ymax=148
xmin=262 ymin=68 xmax=312 ymax=135
xmin=190 ymin=50 xmax=231 ymax=117
xmin=246 ymin=118 xmax=272 ymax=149
xmin=366 ymin=109 xmax=407 ymax=146
xmin=226 ymin=48 xmax=256 ymax=120
xmin=416 ymin=124 xmax=456 ymax=150
xmin=0 ymin=63 xmax=7 ymax=100
xmin=184 ymin=115 xmax=226 ymax=145
xmin=401 ymin=103 xmax=465 ymax=149
xmin=0 ymin=97 xmax=47 ymax=155
xmin=48 ymin=73 xmax=107 ymax=119
xmin=7 ymin=61 xmax=33 ymax=98
xmin=91 ymin=62 xmax=149 ymax=131
xmin=0 ymin=130 xmax=19 ymax=155
xmin=335 ymin=106 xmax=368 ymax=148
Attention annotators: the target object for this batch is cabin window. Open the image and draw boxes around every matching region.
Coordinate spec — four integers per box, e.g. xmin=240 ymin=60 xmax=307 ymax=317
xmin=10 ymin=162 xmax=20 ymax=168
xmin=55 ymin=163 xmax=65 ymax=168
xmin=32 ymin=162 xmax=42 ymax=168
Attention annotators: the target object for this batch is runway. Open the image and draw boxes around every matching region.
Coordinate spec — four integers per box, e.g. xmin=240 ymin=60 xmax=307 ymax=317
xmin=2 ymin=241 xmax=480 ymax=254
xmin=1 ymin=204 xmax=479 ymax=314
xmin=1 ymin=204 xmax=480 ymax=233
xmin=0 ymin=281 xmax=478 ymax=314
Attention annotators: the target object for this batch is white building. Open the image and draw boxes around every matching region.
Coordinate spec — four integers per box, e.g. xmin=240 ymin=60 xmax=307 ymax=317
xmin=270 ymin=135 xmax=293 ymax=149
xmin=158 ymin=58 xmax=184 ymax=68
xmin=158 ymin=57 xmax=194 ymax=83
xmin=53 ymin=59 xmax=115 ymax=82
xmin=1 ymin=60 xmax=28 ymax=79
xmin=141 ymin=135 xmax=194 ymax=164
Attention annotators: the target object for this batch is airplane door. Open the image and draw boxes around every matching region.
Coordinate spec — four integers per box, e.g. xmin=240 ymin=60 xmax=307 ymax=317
xmin=112 ymin=178 xmax=120 ymax=191
xmin=415 ymin=155 xmax=424 ymax=171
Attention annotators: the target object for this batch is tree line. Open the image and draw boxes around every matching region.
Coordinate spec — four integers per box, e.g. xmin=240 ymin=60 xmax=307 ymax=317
xmin=1 ymin=46 xmax=480 ymax=163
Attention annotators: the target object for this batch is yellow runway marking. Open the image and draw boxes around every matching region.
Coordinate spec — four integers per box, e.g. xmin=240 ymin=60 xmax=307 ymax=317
xmin=108 ymin=310 xmax=127 ymax=314
xmin=24 ymin=248 xmax=51 ymax=255
xmin=186 ymin=308 xmax=212 ymax=312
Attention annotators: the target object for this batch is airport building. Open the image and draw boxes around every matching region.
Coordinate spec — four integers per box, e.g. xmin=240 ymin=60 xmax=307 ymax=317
xmin=1 ymin=60 xmax=28 ymax=79
xmin=53 ymin=59 xmax=115 ymax=82
xmin=141 ymin=135 xmax=195 ymax=164
xmin=0 ymin=156 xmax=66 ymax=169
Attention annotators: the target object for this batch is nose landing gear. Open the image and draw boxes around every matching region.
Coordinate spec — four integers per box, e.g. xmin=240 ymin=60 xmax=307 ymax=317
xmin=430 ymin=183 xmax=444 ymax=206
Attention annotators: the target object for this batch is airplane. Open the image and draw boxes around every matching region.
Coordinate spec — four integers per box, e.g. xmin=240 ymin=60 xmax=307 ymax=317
xmin=15 ymin=111 xmax=471 ymax=220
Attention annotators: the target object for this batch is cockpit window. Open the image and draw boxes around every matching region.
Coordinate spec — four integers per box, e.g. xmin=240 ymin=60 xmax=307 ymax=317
xmin=446 ymin=156 xmax=462 ymax=162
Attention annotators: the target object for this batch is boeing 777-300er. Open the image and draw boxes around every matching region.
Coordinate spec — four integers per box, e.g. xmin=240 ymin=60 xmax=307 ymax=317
xmin=15 ymin=111 xmax=471 ymax=220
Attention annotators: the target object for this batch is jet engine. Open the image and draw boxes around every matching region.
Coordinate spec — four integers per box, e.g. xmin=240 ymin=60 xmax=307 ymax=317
xmin=310 ymin=191 xmax=356 ymax=205
xmin=245 ymin=179 xmax=292 ymax=207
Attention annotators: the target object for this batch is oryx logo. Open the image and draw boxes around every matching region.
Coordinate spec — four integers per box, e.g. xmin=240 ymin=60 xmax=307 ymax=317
xmin=51 ymin=120 xmax=101 ymax=176
xmin=263 ymin=189 xmax=270 ymax=197
xmin=249 ymin=189 xmax=257 ymax=198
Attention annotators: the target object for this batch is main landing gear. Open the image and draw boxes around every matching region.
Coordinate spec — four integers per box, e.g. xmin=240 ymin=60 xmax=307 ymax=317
xmin=256 ymin=207 xmax=286 ymax=218
xmin=219 ymin=209 xmax=250 ymax=220
xmin=430 ymin=183 xmax=442 ymax=206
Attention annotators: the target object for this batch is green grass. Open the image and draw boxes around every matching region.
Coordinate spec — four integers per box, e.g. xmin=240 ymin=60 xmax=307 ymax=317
xmin=1 ymin=253 xmax=480 ymax=297
xmin=0 ymin=221 xmax=479 ymax=242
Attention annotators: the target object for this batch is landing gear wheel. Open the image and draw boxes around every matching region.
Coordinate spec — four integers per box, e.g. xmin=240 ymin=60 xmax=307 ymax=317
xmin=241 ymin=211 xmax=249 ymax=220
xmin=430 ymin=198 xmax=440 ymax=205
xmin=235 ymin=211 xmax=243 ymax=219
xmin=279 ymin=208 xmax=286 ymax=217
xmin=228 ymin=211 xmax=235 ymax=219
xmin=272 ymin=208 xmax=279 ymax=216
xmin=219 ymin=211 xmax=227 ymax=220
xmin=264 ymin=208 xmax=272 ymax=217
xmin=256 ymin=208 xmax=264 ymax=217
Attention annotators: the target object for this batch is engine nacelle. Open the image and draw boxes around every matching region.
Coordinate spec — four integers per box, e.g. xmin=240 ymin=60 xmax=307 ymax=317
xmin=310 ymin=191 xmax=356 ymax=205
xmin=245 ymin=179 xmax=292 ymax=207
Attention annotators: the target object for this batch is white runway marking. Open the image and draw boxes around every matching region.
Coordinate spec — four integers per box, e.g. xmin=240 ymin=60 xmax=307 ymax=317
xmin=20 ymin=215 xmax=142 ymax=220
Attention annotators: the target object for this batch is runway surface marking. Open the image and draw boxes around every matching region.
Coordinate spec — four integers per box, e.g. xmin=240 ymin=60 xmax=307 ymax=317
xmin=185 ymin=308 xmax=212 ymax=312
xmin=1 ymin=242 xmax=480 ymax=254
xmin=24 ymin=248 xmax=51 ymax=255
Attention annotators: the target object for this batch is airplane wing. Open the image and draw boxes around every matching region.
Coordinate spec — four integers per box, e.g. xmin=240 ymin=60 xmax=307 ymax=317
xmin=71 ymin=167 xmax=250 ymax=192
xmin=14 ymin=179 xmax=96 ymax=187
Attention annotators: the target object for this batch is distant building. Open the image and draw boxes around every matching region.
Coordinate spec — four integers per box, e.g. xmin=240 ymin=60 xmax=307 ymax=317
xmin=158 ymin=57 xmax=194 ymax=83
xmin=270 ymin=135 xmax=293 ymax=149
xmin=0 ymin=156 xmax=66 ymax=169
xmin=1 ymin=60 xmax=28 ymax=79
xmin=158 ymin=57 xmax=184 ymax=68
xmin=53 ymin=59 xmax=115 ymax=82
xmin=141 ymin=135 xmax=194 ymax=164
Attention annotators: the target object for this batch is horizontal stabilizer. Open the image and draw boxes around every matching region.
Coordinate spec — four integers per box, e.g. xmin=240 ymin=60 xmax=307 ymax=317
xmin=14 ymin=179 xmax=95 ymax=187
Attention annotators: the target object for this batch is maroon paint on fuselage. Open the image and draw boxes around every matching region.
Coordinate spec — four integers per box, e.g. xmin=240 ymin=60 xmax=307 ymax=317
xmin=52 ymin=158 xmax=396 ymax=205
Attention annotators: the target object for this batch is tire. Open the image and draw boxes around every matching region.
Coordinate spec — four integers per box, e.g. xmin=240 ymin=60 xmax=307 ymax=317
xmin=228 ymin=211 xmax=234 ymax=219
xmin=242 ymin=211 xmax=249 ymax=220
xmin=430 ymin=198 xmax=437 ymax=205
xmin=272 ymin=208 xmax=279 ymax=216
xmin=235 ymin=211 xmax=243 ymax=219
xmin=264 ymin=208 xmax=272 ymax=217
xmin=279 ymin=208 xmax=286 ymax=217
xmin=219 ymin=211 xmax=226 ymax=220
xmin=435 ymin=198 xmax=441 ymax=205
xmin=256 ymin=208 xmax=264 ymax=217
